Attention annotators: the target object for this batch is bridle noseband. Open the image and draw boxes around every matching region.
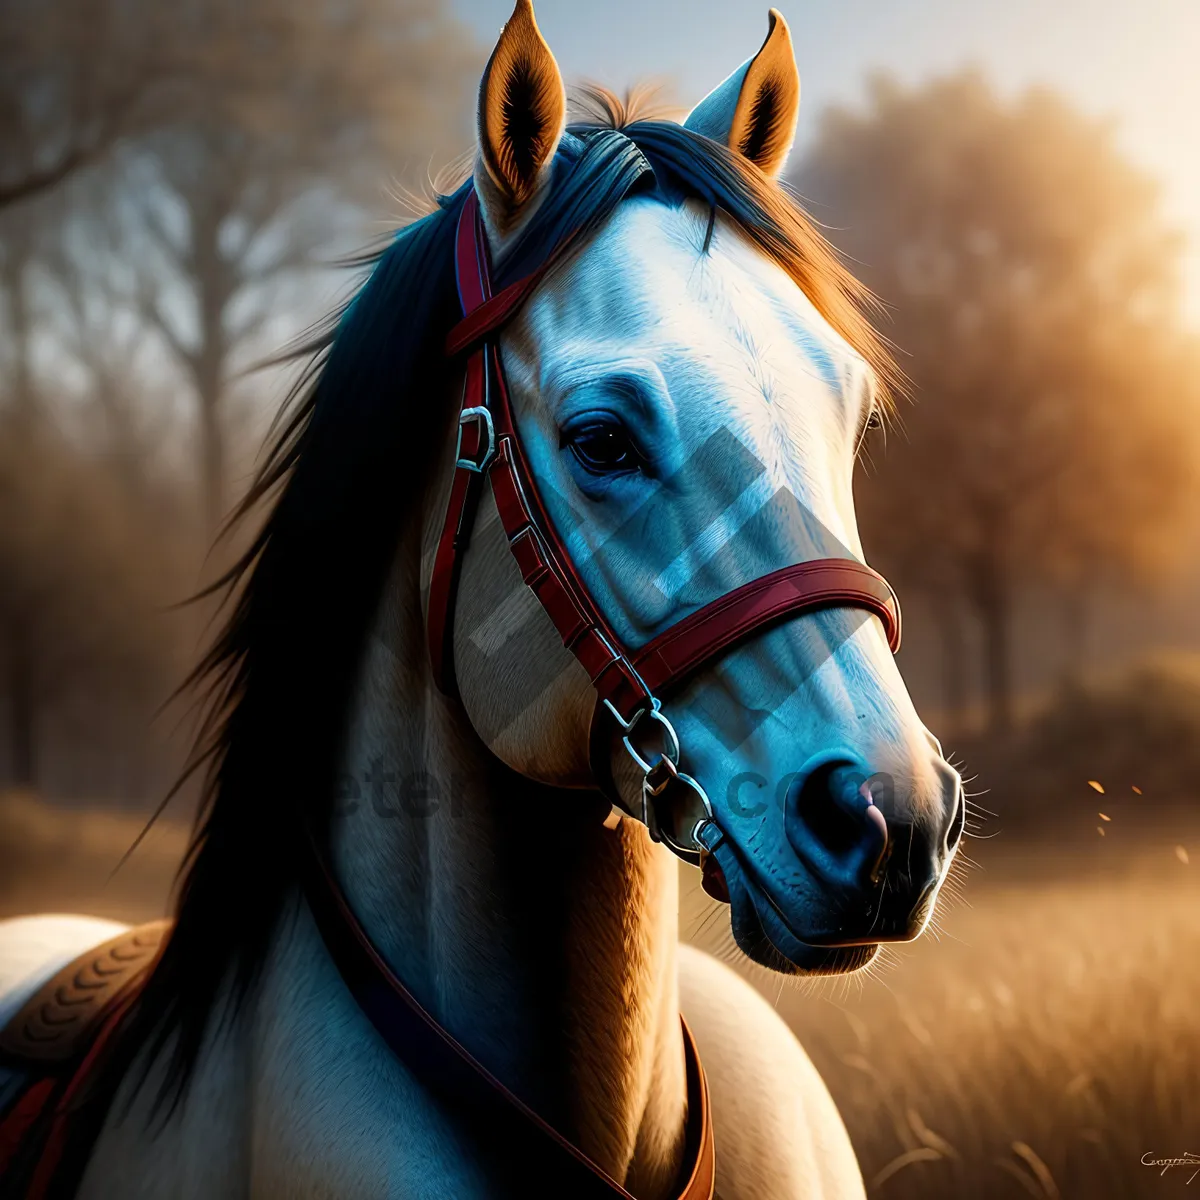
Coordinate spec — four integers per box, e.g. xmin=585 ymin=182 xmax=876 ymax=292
xmin=429 ymin=190 xmax=901 ymax=863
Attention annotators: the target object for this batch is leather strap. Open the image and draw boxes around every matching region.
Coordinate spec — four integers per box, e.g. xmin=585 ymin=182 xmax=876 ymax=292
xmin=633 ymin=559 xmax=901 ymax=689
xmin=430 ymin=189 xmax=901 ymax=725
xmin=300 ymin=828 xmax=715 ymax=1200
xmin=431 ymin=194 xmax=657 ymax=719
xmin=445 ymin=268 xmax=551 ymax=358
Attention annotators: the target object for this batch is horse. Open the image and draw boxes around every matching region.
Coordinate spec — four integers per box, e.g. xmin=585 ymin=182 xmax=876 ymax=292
xmin=0 ymin=5 xmax=964 ymax=1197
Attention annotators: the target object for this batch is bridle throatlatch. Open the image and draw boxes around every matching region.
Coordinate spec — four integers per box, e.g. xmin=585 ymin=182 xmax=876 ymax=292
xmin=429 ymin=190 xmax=901 ymax=865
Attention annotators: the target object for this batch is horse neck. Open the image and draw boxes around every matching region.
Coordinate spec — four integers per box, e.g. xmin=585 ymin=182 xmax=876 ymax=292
xmin=328 ymin=517 xmax=689 ymax=1189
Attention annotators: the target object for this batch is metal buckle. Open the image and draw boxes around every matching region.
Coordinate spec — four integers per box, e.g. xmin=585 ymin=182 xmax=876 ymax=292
xmin=456 ymin=407 xmax=495 ymax=473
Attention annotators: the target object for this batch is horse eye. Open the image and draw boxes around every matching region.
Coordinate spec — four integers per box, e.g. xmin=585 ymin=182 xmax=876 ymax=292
xmin=865 ymin=411 xmax=883 ymax=431
xmin=567 ymin=423 xmax=641 ymax=474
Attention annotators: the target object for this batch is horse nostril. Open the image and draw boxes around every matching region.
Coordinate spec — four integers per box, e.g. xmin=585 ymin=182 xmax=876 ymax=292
xmin=797 ymin=764 xmax=866 ymax=855
xmin=784 ymin=757 xmax=890 ymax=893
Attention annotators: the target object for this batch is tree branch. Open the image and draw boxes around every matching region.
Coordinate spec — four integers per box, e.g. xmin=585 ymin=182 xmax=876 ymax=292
xmin=0 ymin=142 xmax=107 ymax=209
xmin=135 ymin=281 xmax=198 ymax=375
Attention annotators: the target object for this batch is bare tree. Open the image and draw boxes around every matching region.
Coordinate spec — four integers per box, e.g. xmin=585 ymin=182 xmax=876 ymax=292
xmin=121 ymin=0 xmax=478 ymax=531
xmin=2 ymin=0 xmax=478 ymax=528
xmin=0 ymin=0 xmax=477 ymax=790
xmin=0 ymin=0 xmax=176 ymax=209
xmin=0 ymin=205 xmax=46 ymax=424
xmin=37 ymin=194 xmax=164 ymax=485
xmin=0 ymin=0 xmax=475 ymax=210
xmin=796 ymin=73 xmax=1200 ymax=731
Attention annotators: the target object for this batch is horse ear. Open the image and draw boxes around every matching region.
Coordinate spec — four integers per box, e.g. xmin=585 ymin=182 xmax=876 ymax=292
xmin=683 ymin=9 xmax=800 ymax=178
xmin=475 ymin=0 xmax=565 ymax=234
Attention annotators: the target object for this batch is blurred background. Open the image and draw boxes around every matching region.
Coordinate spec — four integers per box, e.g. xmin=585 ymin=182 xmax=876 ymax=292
xmin=2 ymin=1 xmax=1199 ymax=1196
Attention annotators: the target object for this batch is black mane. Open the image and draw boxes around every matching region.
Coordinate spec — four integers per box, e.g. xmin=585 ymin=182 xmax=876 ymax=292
xmin=115 ymin=101 xmax=893 ymax=1112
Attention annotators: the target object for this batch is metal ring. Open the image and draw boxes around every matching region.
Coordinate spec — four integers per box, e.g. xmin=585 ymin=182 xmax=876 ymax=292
xmin=640 ymin=769 xmax=715 ymax=864
xmin=666 ymin=771 xmax=715 ymax=855
xmin=621 ymin=706 xmax=681 ymax=775
xmin=603 ymin=695 xmax=714 ymax=866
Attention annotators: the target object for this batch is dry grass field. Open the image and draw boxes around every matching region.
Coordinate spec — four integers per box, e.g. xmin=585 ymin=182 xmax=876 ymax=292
xmin=3 ymin=788 xmax=1199 ymax=1198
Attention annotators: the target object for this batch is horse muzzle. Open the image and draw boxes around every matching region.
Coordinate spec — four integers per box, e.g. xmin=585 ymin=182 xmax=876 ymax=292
xmin=697 ymin=751 xmax=964 ymax=972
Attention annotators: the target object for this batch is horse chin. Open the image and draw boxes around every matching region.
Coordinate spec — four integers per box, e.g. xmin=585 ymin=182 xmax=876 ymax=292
xmin=722 ymin=850 xmax=881 ymax=977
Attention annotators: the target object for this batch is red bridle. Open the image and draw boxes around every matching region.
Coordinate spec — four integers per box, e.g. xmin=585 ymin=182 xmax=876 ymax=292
xmin=429 ymin=190 xmax=901 ymax=858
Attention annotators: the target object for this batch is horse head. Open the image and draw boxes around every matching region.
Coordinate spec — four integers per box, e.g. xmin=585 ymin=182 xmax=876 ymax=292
xmin=432 ymin=1 xmax=964 ymax=976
